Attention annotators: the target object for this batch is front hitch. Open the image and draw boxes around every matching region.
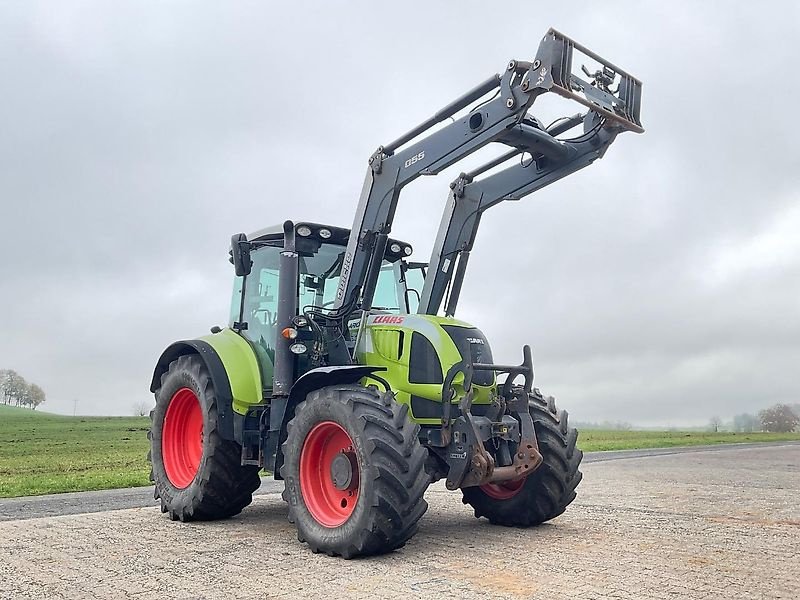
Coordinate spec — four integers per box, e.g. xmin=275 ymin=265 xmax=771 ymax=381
xmin=439 ymin=345 xmax=543 ymax=490
xmin=477 ymin=387 xmax=542 ymax=486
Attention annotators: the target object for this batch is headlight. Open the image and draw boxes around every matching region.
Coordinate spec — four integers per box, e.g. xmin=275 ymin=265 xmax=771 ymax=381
xmin=289 ymin=342 xmax=308 ymax=354
xmin=296 ymin=225 xmax=312 ymax=237
xmin=403 ymin=246 xmax=413 ymax=256
xmin=390 ymin=243 xmax=401 ymax=253
xmin=318 ymin=228 xmax=332 ymax=239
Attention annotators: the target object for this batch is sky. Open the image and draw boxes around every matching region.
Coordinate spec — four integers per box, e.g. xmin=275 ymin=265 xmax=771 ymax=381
xmin=1 ymin=2 xmax=798 ymax=426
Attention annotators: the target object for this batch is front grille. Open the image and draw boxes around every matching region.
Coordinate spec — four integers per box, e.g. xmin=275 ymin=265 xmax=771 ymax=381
xmin=408 ymin=332 xmax=443 ymax=384
xmin=441 ymin=325 xmax=495 ymax=386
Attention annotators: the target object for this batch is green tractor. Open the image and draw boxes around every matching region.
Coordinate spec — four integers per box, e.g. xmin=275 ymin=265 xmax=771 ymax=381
xmin=149 ymin=29 xmax=642 ymax=558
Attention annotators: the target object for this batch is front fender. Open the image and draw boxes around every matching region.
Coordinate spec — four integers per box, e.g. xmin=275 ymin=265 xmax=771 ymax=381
xmin=287 ymin=365 xmax=388 ymax=410
xmin=268 ymin=365 xmax=387 ymax=479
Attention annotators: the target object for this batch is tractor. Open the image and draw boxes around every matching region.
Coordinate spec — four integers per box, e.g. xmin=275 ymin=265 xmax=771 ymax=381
xmin=149 ymin=29 xmax=643 ymax=558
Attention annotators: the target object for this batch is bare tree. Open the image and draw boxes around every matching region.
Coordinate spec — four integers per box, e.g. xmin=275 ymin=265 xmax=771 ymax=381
xmin=759 ymin=404 xmax=800 ymax=433
xmin=0 ymin=371 xmax=46 ymax=410
xmin=0 ymin=370 xmax=10 ymax=404
xmin=133 ymin=400 xmax=151 ymax=417
xmin=1 ymin=370 xmax=27 ymax=407
xmin=709 ymin=416 xmax=722 ymax=433
xmin=26 ymin=383 xmax=46 ymax=410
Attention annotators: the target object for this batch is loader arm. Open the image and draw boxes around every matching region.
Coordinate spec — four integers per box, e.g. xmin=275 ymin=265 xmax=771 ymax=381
xmin=332 ymin=28 xmax=642 ymax=324
xmin=420 ymin=113 xmax=619 ymax=317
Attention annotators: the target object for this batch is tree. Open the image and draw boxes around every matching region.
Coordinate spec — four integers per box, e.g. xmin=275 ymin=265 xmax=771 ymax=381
xmin=709 ymin=416 xmax=722 ymax=433
xmin=733 ymin=413 xmax=761 ymax=433
xmin=0 ymin=370 xmax=10 ymax=404
xmin=25 ymin=383 xmax=46 ymax=410
xmin=759 ymin=404 xmax=800 ymax=433
xmin=133 ymin=400 xmax=151 ymax=417
xmin=0 ymin=370 xmax=45 ymax=410
xmin=0 ymin=370 xmax=27 ymax=406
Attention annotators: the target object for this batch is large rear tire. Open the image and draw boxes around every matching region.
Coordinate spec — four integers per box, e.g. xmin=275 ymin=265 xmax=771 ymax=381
xmin=281 ymin=384 xmax=429 ymax=558
xmin=461 ymin=389 xmax=582 ymax=526
xmin=149 ymin=354 xmax=261 ymax=521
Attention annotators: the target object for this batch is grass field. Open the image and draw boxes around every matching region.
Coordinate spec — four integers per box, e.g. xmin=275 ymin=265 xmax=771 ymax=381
xmin=0 ymin=405 xmax=150 ymax=498
xmin=577 ymin=428 xmax=800 ymax=451
xmin=1 ymin=404 xmax=798 ymax=498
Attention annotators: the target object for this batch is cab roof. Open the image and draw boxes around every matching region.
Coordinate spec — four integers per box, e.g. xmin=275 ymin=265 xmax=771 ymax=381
xmin=247 ymin=221 xmax=413 ymax=261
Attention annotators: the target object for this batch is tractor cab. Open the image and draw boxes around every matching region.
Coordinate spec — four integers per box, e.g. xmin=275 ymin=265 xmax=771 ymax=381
xmin=228 ymin=221 xmax=426 ymax=392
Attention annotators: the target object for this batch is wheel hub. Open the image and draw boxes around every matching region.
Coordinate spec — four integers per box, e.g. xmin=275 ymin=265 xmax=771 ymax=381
xmin=330 ymin=450 xmax=358 ymax=491
xmin=299 ymin=421 xmax=361 ymax=527
xmin=162 ymin=387 xmax=204 ymax=489
xmin=480 ymin=477 xmax=526 ymax=500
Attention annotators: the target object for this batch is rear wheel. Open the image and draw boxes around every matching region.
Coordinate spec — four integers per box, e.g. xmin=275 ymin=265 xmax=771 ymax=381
xmin=281 ymin=384 xmax=429 ymax=558
xmin=149 ymin=354 xmax=261 ymax=521
xmin=461 ymin=389 xmax=582 ymax=526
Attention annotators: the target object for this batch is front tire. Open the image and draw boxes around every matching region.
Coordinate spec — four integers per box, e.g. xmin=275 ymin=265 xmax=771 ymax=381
xmin=461 ymin=389 xmax=582 ymax=526
xmin=149 ymin=354 xmax=261 ymax=521
xmin=281 ymin=384 xmax=429 ymax=558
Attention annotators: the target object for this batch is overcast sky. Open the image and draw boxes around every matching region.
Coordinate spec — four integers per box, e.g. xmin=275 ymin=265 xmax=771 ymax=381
xmin=1 ymin=2 xmax=798 ymax=425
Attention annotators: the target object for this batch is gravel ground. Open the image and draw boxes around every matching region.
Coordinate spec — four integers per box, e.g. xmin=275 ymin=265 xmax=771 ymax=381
xmin=0 ymin=444 xmax=797 ymax=599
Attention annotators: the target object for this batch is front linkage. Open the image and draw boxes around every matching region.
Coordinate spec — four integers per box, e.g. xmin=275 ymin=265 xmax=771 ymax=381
xmin=427 ymin=344 xmax=543 ymax=491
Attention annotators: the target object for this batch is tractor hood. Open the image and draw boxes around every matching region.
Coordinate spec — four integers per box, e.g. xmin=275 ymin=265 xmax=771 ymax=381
xmin=355 ymin=313 xmax=495 ymax=423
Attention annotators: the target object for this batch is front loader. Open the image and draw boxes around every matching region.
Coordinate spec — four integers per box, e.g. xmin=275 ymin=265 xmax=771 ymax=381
xmin=149 ymin=29 xmax=643 ymax=558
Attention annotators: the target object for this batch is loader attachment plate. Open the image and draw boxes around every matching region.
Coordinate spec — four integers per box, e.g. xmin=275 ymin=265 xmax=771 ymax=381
xmin=535 ymin=28 xmax=644 ymax=134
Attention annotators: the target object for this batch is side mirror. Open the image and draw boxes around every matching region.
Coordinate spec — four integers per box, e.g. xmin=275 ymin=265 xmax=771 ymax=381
xmin=229 ymin=233 xmax=252 ymax=277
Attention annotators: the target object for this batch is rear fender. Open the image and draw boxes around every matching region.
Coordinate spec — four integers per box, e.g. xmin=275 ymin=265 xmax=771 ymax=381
xmin=150 ymin=340 xmax=237 ymax=441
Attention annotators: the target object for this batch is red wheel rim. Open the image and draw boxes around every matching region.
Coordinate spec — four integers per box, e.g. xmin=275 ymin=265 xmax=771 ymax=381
xmin=299 ymin=421 xmax=360 ymax=527
xmin=162 ymin=388 xmax=203 ymax=489
xmin=480 ymin=478 xmax=526 ymax=500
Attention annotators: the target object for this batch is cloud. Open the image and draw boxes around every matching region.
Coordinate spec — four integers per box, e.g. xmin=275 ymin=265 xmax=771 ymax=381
xmin=1 ymin=2 xmax=798 ymax=425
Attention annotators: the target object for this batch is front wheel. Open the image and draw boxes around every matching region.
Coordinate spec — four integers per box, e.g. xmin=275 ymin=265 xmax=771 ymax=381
xmin=461 ymin=389 xmax=582 ymax=526
xmin=281 ymin=384 xmax=429 ymax=558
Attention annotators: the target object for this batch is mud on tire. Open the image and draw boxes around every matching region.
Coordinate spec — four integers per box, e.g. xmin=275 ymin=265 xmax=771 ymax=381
xmin=149 ymin=354 xmax=261 ymax=521
xmin=461 ymin=388 xmax=583 ymax=526
xmin=281 ymin=384 xmax=429 ymax=558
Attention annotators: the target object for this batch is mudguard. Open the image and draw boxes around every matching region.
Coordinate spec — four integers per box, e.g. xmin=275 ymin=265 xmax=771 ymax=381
xmin=269 ymin=365 xmax=387 ymax=478
xmin=150 ymin=339 xmax=237 ymax=441
xmin=150 ymin=329 xmax=264 ymax=441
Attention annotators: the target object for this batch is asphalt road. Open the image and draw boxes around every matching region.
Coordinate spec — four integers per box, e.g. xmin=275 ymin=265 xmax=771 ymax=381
xmin=1 ymin=443 xmax=798 ymax=599
xmin=0 ymin=441 xmax=797 ymax=522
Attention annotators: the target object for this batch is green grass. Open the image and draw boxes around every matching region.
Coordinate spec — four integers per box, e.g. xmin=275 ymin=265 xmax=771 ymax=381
xmin=577 ymin=429 xmax=800 ymax=451
xmin=0 ymin=404 xmax=150 ymax=498
xmin=1 ymin=404 xmax=798 ymax=498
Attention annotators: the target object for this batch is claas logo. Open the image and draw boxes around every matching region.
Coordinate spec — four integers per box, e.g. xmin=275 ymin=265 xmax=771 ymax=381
xmin=371 ymin=315 xmax=405 ymax=325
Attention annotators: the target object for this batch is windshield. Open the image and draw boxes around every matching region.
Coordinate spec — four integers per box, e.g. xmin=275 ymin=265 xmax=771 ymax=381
xmin=230 ymin=242 xmax=408 ymax=331
xmin=402 ymin=264 xmax=425 ymax=313
xmin=298 ymin=245 xmax=402 ymax=313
